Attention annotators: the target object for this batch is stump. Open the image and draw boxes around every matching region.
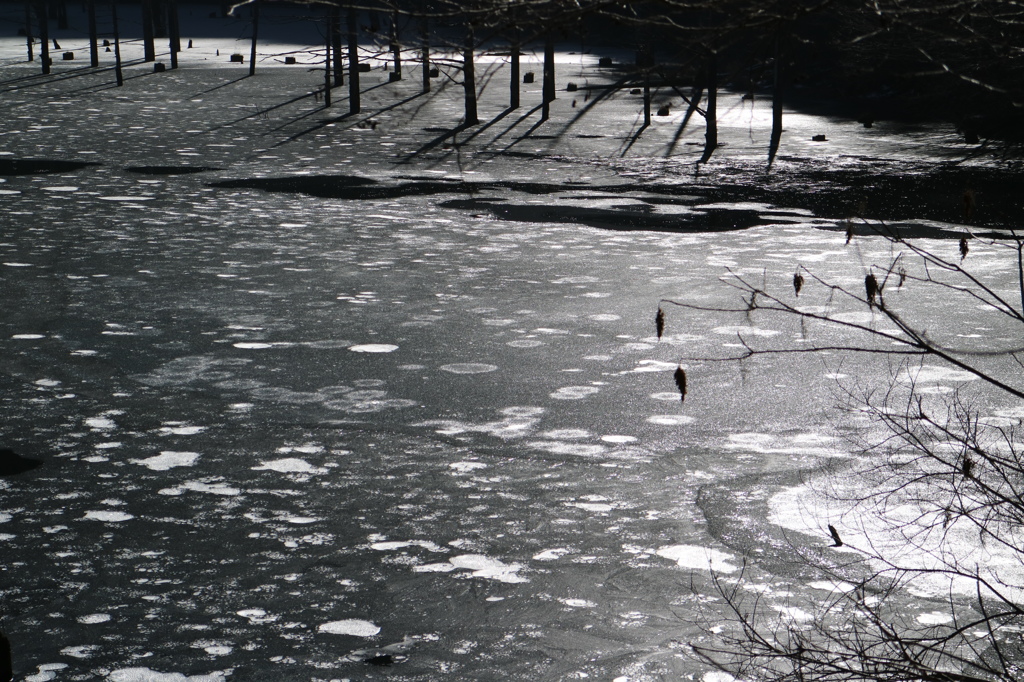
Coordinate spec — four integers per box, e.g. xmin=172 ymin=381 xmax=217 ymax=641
xmin=230 ymin=53 xmax=244 ymax=63
xmin=523 ymin=72 xmax=534 ymax=83
xmin=566 ymin=82 xmax=578 ymax=92
xmin=62 ymin=52 xmax=74 ymax=60
xmin=154 ymin=62 xmax=165 ymax=72
xmin=284 ymin=56 xmax=296 ymax=64
xmin=598 ymin=57 xmax=613 ymax=67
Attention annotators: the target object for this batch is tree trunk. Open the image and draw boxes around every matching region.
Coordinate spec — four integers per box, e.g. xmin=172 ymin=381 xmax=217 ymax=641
xmin=330 ymin=7 xmax=342 ymax=87
xmin=111 ymin=0 xmax=122 ymax=86
xmin=509 ymin=31 xmax=519 ymax=109
xmin=542 ymin=36 xmax=554 ymax=120
xmin=643 ymin=75 xmax=651 ymax=127
xmin=768 ymin=30 xmax=784 ymax=167
xmin=464 ymin=25 xmax=478 ymax=125
xmin=151 ymin=0 xmax=166 ymax=38
xmin=700 ymin=52 xmax=718 ymax=164
xmin=37 ymin=0 xmax=49 ymax=74
xmin=390 ymin=10 xmax=401 ymax=78
xmin=24 ymin=3 xmax=34 ymax=62
xmin=638 ymin=44 xmax=654 ymax=127
xmin=87 ymin=0 xmax=98 ymax=66
xmin=323 ymin=14 xmax=331 ymax=107
xmin=421 ymin=17 xmax=430 ymax=93
xmin=248 ymin=0 xmax=259 ymax=76
xmin=168 ymin=0 xmax=180 ymax=69
xmin=141 ymin=0 xmax=155 ymax=62
xmin=347 ymin=4 xmax=360 ymax=114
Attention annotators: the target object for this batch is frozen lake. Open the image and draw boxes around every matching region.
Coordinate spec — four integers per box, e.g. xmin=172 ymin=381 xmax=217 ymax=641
xmin=1 ymin=5 xmax=1022 ymax=681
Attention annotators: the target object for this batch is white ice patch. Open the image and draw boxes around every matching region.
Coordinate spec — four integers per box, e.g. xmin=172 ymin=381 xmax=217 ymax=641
xmin=507 ymin=339 xmax=544 ymax=348
xmin=527 ymin=441 xmax=607 ymax=457
xmin=133 ymin=451 xmax=200 ymax=471
xmin=533 ymin=548 xmax=570 ymax=561
xmin=0 ymin=513 xmax=11 ymax=523
xmin=897 ymin=364 xmax=980 ymax=384
xmin=414 ymin=554 xmax=528 ymax=583
xmin=501 ymin=406 xmax=545 ymax=417
xmin=702 ymin=671 xmax=737 ymax=682
xmin=107 ymin=668 xmax=228 ymax=682
xmin=655 ymin=545 xmax=740 ymax=573
xmin=236 ymin=609 xmax=277 ymax=624
xmin=571 ymin=502 xmax=614 ymax=512
xmin=588 ymin=314 xmax=621 ymax=321
xmin=830 ymin=311 xmax=876 ymax=325
xmin=318 ymin=619 xmax=380 ymax=637
xmin=550 ymin=386 xmax=600 ymax=400
xmin=769 ymin=482 xmax=1024 ymax=600
xmin=85 ymin=416 xmax=117 ymax=431
xmin=82 ymin=510 xmax=134 ymax=523
xmin=25 ymin=663 xmax=68 ymax=682
xmin=559 ymin=598 xmax=597 ymax=608
xmin=542 ymin=429 xmax=591 ymax=440
xmin=60 ymin=645 xmax=99 ymax=659
xmin=233 ymin=341 xmax=301 ymax=350
xmin=449 ymin=461 xmax=488 ymax=474
xmin=158 ymin=425 xmax=206 ymax=436
xmin=808 ymin=580 xmax=858 ymax=593
xmin=624 ymin=359 xmax=679 ymax=374
xmin=252 ymin=458 xmax=326 ymax=474
xmin=78 ymin=613 xmax=112 ymax=624
xmin=11 ymin=333 xmax=45 ymax=339
xmin=440 ymin=363 xmax=499 ymax=374
xmin=648 ymin=415 xmax=694 ymax=425
xmin=349 ymin=344 xmax=399 ymax=353
xmin=601 ymin=435 xmax=637 ymax=444
xmin=917 ymin=612 xmax=954 ymax=626
xmin=203 ymin=646 xmax=232 ymax=656
xmin=725 ymin=431 xmax=835 ymax=456
xmin=712 ymin=325 xmax=781 ymax=337
xmin=159 ymin=481 xmax=241 ymax=496
xmin=370 ymin=540 xmax=446 ymax=552
xmin=774 ymin=605 xmax=814 ymax=622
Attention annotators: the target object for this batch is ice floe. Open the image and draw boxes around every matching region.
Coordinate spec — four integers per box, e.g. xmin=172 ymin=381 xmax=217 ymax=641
xmin=655 ymin=545 xmax=740 ymax=573
xmin=107 ymin=668 xmax=228 ymax=682
xmin=550 ymin=386 xmax=600 ymax=400
xmin=349 ymin=344 xmax=399 ymax=353
xmin=318 ymin=619 xmax=381 ymax=637
xmin=414 ymin=554 xmax=528 ymax=583
xmin=78 ymin=613 xmax=112 ymax=624
xmin=82 ymin=510 xmax=134 ymax=522
xmin=440 ymin=363 xmax=499 ymax=374
xmin=252 ymin=458 xmax=327 ymax=474
xmin=133 ymin=451 xmax=200 ymax=471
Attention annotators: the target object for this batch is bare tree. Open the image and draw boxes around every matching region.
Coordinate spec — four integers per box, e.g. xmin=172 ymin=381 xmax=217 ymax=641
xmin=658 ymin=220 xmax=1024 ymax=681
